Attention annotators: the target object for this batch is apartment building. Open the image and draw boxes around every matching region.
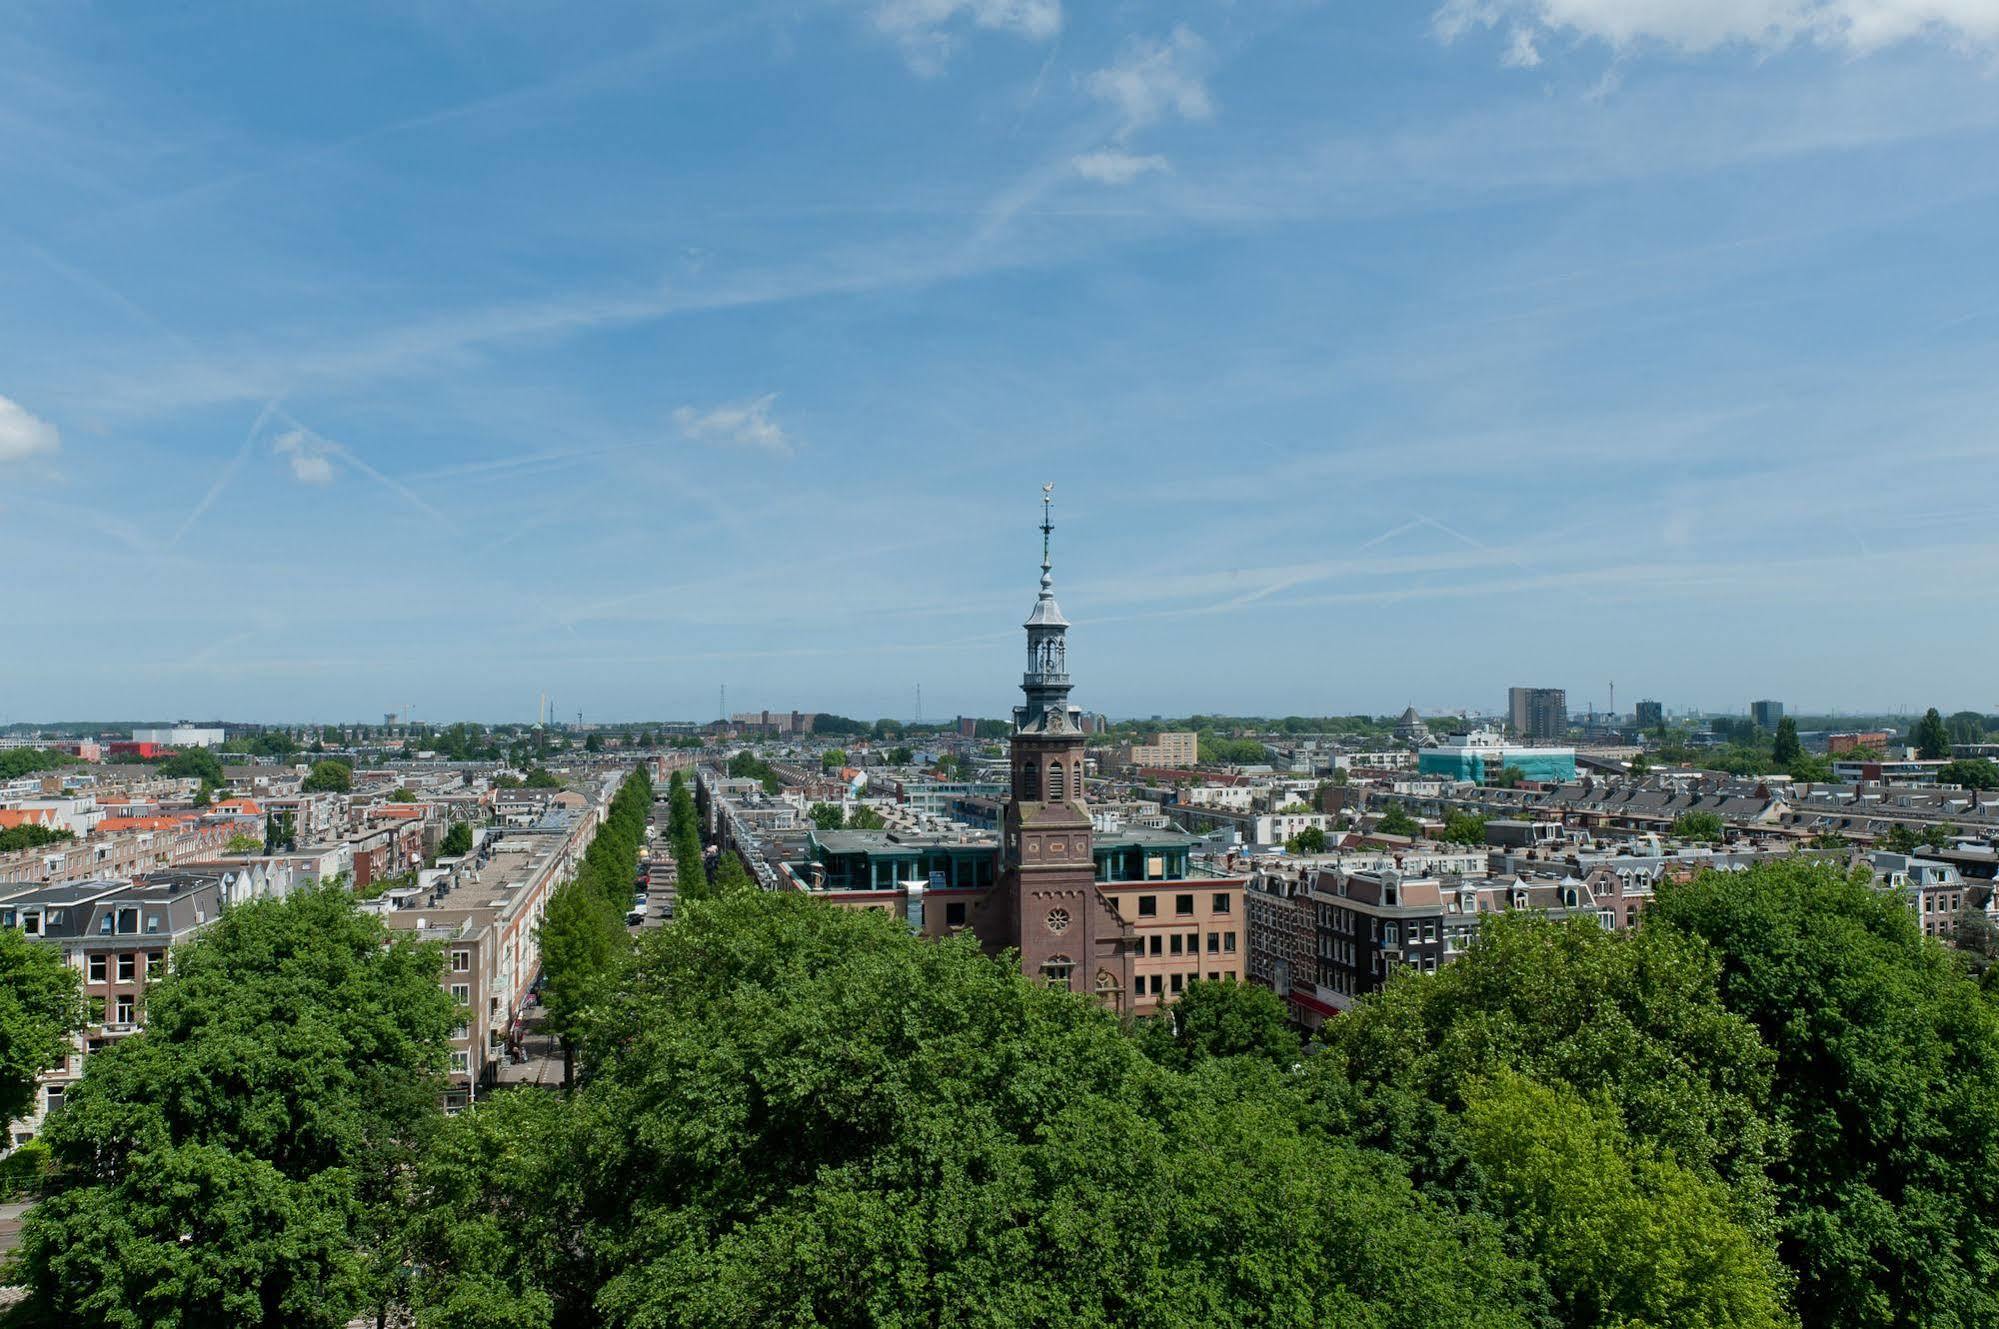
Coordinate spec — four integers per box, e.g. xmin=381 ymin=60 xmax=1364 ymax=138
xmin=0 ymin=874 xmax=227 ymax=1146
xmin=377 ymin=788 xmax=607 ymax=1109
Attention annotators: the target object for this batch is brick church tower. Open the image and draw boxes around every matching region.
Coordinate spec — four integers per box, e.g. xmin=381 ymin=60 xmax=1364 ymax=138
xmin=1001 ymin=486 xmax=1135 ymax=1010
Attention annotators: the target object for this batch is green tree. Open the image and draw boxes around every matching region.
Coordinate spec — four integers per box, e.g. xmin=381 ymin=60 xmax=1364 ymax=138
xmin=523 ymin=768 xmax=561 ymax=790
xmin=223 ymin=833 xmax=262 ymax=854
xmin=1938 ymin=758 xmax=1999 ymax=790
xmin=0 ymin=749 xmax=79 ymax=780
xmin=1879 ymin=823 xmax=1923 ymax=854
xmin=1649 ymin=858 xmax=1999 ymax=1328
xmin=584 ymin=733 xmax=603 ymax=753
xmin=1376 ymin=803 xmax=1419 ymax=837
xmin=1138 ymin=979 xmax=1298 ymax=1072
xmin=820 ymin=748 xmax=848 ymax=771
xmin=0 ymin=930 xmax=87 ymax=1126
xmin=0 ymin=825 xmax=74 ymax=853
xmin=1672 ymin=810 xmax=1726 ymax=842
xmin=1286 ymin=825 xmax=1328 ymax=854
xmin=388 ymin=787 xmax=417 ymax=803
xmin=1440 ymin=811 xmax=1487 ymax=846
xmin=536 ymin=880 xmax=627 ymax=1086
xmin=1922 ymin=821 xmax=1959 ymax=852
xmin=886 ymin=745 xmax=913 ymax=766
xmin=1913 ymin=707 xmax=1950 ymax=760
xmin=1460 ymin=1071 xmax=1789 ymax=1329
xmin=711 ymin=852 xmax=755 ymax=896
xmin=157 ymin=747 xmax=225 ymax=786
xmin=405 ymin=1089 xmax=577 ymax=1328
xmin=807 ymin=803 xmax=845 ymax=832
xmin=263 ymin=809 xmax=297 ymax=854
xmin=844 ymin=804 xmax=885 ymax=831
xmin=1771 ymin=716 xmax=1803 ymax=766
xmin=440 ymin=822 xmax=474 ymax=858
xmin=1946 ymin=710 xmax=1987 ymax=746
xmin=421 ymin=893 xmax=1543 ymax=1327
xmin=1787 ymin=752 xmax=1833 ymax=782
xmin=302 ymin=760 xmax=354 ymax=794
xmin=9 ymin=886 xmax=455 ymax=1328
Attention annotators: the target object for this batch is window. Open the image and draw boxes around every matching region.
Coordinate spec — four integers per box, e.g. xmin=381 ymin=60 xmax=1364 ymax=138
xmin=146 ymin=951 xmax=164 ymax=979
xmin=1148 ymin=974 xmax=1163 ymax=995
xmin=114 ymin=995 xmax=134 ymax=1025
xmin=451 ymin=950 xmax=471 ymax=973
xmin=1186 ymin=932 xmax=1198 ymax=952
xmin=1148 ymin=934 xmax=1162 ymax=956
xmin=1175 ymin=894 xmax=1194 ymax=916
xmin=144 ymin=914 xmax=162 ymax=934
xmin=87 ymin=955 xmax=106 ymax=983
xmin=449 ymin=1051 xmax=471 ymax=1075
xmin=1039 ymin=956 xmax=1075 ymax=986
xmin=1212 ymin=893 xmax=1232 ymax=915
xmin=449 ymin=983 xmax=470 ymax=1003
xmin=116 ymin=954 xmax=135 ymax=983
xmin=1206 ymin=932 xmax=1220 ymax=954
xmin=1170 ymin=934 xmax=1183 ymax=956
xmin=20 ymin=912 xmax=40 ymax=936
xmin=97 ymin=914 xmax=112 ymax=935
xmin=946 ymin=901 xmax=967 ymax=928
xmin=117 ymin=908 xmax=138 ymax=934
xmin=1046 ymin=908 xmax=1071 ymax=934
xmin=1137 ymin=895 xmax=1157 ymax=917
xmin=1047 ymin=762 xmax=1066 ymax=802
xmin=1223 ymin=932 xmax=1237 ymax=953
xmin=1170 ymin=972 xmax=1184 ymax=994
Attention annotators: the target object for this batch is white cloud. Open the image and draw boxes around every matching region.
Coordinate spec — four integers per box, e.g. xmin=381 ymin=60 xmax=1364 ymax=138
xmin=871 ymin=0 xmax=1062 ymax=75
xmin=1084 ymin=27 xmax=1215 ymax=136
xmin=1437 ymin=0 xmax=1999 ymax=58
xmin=273 ymin=429 xmax=336 ymax=485
xmin=1071 ymin=149 xmax=1170 ymax=184
xmin=1503 ymin=25 xmax=1544 ymax=66
xmin=673 ymin=394 xmax=792 ymax=455
xmin=0 ymin=395 xmax=60 ymax=464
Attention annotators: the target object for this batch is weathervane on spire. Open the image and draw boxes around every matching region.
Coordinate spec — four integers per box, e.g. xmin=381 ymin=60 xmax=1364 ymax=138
xmin=1040 ymin=483 xmax=1055 ymax=588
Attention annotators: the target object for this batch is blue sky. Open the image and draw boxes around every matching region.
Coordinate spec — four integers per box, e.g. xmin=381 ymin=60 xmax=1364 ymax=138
xmin=4 ymin=0 xmax=1999 ymax=725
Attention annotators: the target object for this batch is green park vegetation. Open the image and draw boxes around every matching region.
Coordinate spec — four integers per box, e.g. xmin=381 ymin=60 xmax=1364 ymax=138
xmin=5 ymin=857 xmax=1999 ymax=1327
xmin=0 ymin=825 xmax=74 ymax=854
xmin=0 ymin=750 xmax=79 ymax=781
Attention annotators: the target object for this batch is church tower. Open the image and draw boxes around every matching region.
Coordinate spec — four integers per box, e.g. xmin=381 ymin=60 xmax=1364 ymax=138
xmin=1002 ymin=486 xmax=1134 ymax=1009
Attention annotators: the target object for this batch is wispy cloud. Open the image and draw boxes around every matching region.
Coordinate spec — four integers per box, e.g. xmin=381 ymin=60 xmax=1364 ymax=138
xmin=273 ymin=429 xmax=337 ymax=485
xmin=870 ymin=0 xmax=1062 ymax=76
xmin=1084 ymin=26 xmax=1214 ymax=137
xmin=1436 ymin=0 xmax=1999 ymax=60
xmin=268 ymin=410 xmax=451 ymax=525
xmin=0 ymin=394 xmax=60 ymax=464
xmin=1072 ymin=25 xmax=1214 ymax=186
xmin=673 ymin=394 xmax=793 ymax=455
xmin=1072 ymin=149 xmax=1169 ymax=184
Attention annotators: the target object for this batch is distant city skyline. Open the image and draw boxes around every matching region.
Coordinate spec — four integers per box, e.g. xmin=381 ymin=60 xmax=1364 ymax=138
xmin=5 ymin=5 xmax=1999 ymax=719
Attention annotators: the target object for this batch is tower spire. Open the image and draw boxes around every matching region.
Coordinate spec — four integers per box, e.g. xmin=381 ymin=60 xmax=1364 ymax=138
xmin=1040 ymin=482 xmax=1054 ymax=594
xmin=1017 ymin=483 xmax=1072 ymax=732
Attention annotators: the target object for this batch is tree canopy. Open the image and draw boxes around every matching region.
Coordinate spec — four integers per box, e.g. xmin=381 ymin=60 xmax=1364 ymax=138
xmin=8 ymin=886 xmax=455 ymax=1327
xmin=1375 ymin=803 xmax=1419 ymax=837
xmin=0 ymin=749 xmax=79 ymax=780
xmin=301 ymin=759 xmax=354 ymax=794
xmin=1913 ymin=707 xmax=1951 ymax=760
xmin=0 ymin=930 xmax=86 ymax=1126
